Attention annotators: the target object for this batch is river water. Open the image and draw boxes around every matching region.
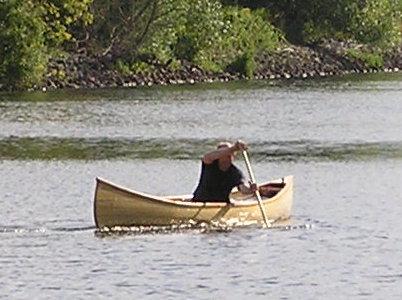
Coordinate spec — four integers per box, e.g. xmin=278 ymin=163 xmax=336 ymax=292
xmin=1 ymin=73 xmax=402 ymax=299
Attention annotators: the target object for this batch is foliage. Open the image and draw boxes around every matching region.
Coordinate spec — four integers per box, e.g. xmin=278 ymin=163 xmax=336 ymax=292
xmin=349 ymin=0 xmax=401 ymax=47
xmin=303 ymin=0 xmax=401 ymax=47
xmin=0 ymin=0 xmax=47 ymax=89
xmin=137 ymin=0 xmax=227 ymax=67
xmin=88 ymin=0 xmax=233 ymax=72
xmin=114 ymin=59 xmax=154 ymax=75
xmin=220 ymin=7 xmax=282 ymax=76
xmin=224 ymin=0 xmax=402 ymax=48
xmin=1 ymin=0 xmax=401 ymax=90
xmin=88 ymin=0 xmax=157 ymax=58
xmin=40 ymin=0 xmax=93 ymax=49
xmin=225 ymin=50 xmax=255 ymax=78
xmin=346 ymin=48 xmax=384 ymax=68
xmin=114 ymin=59 xmax=132 ymax=76
xmin=138 ymin=1 xmax=282 ymax=75
xmin=0 ymin=0 xmax=93 ymax=89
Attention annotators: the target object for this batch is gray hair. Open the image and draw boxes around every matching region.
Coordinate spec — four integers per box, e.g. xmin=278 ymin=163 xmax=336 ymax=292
xmin=217 ymin=141 xmax=232 ymax=149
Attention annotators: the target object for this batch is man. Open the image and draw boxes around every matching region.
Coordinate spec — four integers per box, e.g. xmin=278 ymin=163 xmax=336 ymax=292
xmin=192 ymin=140 xmax=257 ymax=203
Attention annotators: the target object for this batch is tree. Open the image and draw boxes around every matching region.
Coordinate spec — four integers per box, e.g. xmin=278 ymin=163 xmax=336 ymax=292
xmin=0 ymin=0 xmax=93 ymax=89
xmin=0 ymin=0 xmax=47 ymax=89
xmin=222 ymin=0 xmax=401 ymax=47
xmin=88 ymin=0 xmax=158 ymax=58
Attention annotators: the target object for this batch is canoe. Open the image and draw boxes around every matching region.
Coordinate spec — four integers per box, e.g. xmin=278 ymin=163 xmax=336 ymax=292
xmin=94 ymin=175 xmax=293 ymax=228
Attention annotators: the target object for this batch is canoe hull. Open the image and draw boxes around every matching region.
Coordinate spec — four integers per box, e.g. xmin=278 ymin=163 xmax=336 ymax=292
xmin=94 ymin=176 xmax=293 ymax=228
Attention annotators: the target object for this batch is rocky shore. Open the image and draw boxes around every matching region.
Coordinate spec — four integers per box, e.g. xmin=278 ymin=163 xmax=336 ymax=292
xmin=43 ymin=40 xmax=402 ymax=91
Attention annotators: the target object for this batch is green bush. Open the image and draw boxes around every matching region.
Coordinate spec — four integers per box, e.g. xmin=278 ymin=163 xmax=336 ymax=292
xmin=88 ymin=0 xmax=156 ymax=58
xmin=0 ymin=1 xmax=47 ymax=89
xmin=346 ymin=48 xmax=384 ymax=68
xmin=304 ymin=0 xmax=401 ymax=48
xmin=131 ymin=61 xmax=155 ymax=74
xmin=350 ymin=0 xmax=401 ymax=48
xmin=225 ymin=50 xmax=256 ymax=78
xmin=0 ymin=0 xmax=93 ymax=90
xmin=138 ymin=1 xmax=282 ymax=75
xmin=220 ymin=8 xmax=282 ymax=76
xmin=40 ymin=0 xmax=93 ymax=50
xmin=231 ymin=0 xmax=401 ymax=48
xmin=114 ymin=59 xmax=132 ymax=76
xmin=139 ymin=0 xmax=227 ymax=67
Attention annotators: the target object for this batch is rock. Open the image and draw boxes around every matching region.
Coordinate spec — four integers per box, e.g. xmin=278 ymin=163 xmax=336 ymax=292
xmin=14 ymin=41 xmax=399 ymax=93
xmin=66 ymin=83 xmax=80 ymax=89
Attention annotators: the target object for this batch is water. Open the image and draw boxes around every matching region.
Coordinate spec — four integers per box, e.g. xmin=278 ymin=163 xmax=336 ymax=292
xmin=1 ymin=73 xmax=402 ymax=299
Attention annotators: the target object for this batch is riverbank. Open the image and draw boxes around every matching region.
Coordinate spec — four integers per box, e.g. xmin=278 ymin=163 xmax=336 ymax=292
xmin=39 ymin=41 xmax=402 ymax=91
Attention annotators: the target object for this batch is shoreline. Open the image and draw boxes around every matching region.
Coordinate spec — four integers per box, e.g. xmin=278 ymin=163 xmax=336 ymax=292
xmin=8 ymin=42 xmax=402 ymax=92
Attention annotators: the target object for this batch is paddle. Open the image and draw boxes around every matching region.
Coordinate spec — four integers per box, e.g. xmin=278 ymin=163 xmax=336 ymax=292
xmin=242 ymin=150 xmax=271 ymax=228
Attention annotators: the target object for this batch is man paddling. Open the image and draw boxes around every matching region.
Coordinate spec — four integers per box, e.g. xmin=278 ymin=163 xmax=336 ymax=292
xmin=192 ymin=140 xmax=257 ymax=203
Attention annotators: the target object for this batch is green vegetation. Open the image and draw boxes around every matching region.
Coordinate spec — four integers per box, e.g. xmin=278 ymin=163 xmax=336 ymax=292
xmin=346 ymin=48 xmax=384 ymax=69
xmin=0 ymin=1 xmax=47 ymax=89
xmin=1 ymin=0 xmax=401 ymax=90
xmin=136 ymin=2 xmax=282 ymax=75
xmin=0 ymin=0 xmax=92 ymax=89
xmin=225 ymin=0 xmax=401 ymax=47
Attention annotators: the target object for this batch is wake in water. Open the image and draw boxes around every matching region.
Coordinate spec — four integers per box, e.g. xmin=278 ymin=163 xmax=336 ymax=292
xmin=94 ymin=221 xmax=314 ymax=237
xmin=0 ymin=218 xmax=315 ymax=237
xmin=0 ymin=225 xmax=95 ymax=234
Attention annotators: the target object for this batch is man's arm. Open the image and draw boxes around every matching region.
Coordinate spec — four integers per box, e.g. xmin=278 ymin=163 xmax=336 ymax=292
xmin=202 ymin=146 xmax=236 ymax=164
xmin=202 ymin=140 xmax=247 ymax=164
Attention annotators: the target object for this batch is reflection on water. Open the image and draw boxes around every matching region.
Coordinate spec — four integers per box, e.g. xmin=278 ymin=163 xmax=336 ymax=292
xmin=0 ymin=72 xmax=401 ymax=103
xmin=1 ymin=73 xmax=401 ymax=143
xmin=1 ymin=136 xmax=402 ymax=161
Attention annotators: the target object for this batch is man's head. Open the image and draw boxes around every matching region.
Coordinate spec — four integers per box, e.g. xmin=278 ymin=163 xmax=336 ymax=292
xmin=217 ymin=141 xmax=235 ymax=163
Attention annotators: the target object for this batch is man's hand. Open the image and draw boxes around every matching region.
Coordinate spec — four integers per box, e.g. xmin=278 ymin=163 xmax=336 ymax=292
xmin=234 ymin=140 xmax=248 ymax=152
xmin=239 ymin=182 xmax=258 ymax=195
xmin=249 ymin=183 xmax=258 ymax=193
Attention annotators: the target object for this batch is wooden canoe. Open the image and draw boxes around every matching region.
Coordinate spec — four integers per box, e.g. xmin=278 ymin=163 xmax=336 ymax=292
xmin=94 ymin=175 xmax=293 ymax=228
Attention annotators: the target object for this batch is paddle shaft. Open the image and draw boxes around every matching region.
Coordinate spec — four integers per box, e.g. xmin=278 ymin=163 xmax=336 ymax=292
xmin=242 ymin=150 xmax=271 ymax=228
